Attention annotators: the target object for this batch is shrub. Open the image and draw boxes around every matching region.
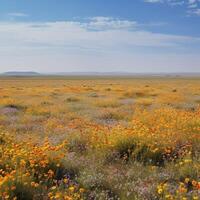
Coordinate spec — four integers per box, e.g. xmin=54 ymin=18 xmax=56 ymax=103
xmin=65 ymin=97 xmax=80 ymax=102
xmin=67 ymin=135 xmax=88 ymax=154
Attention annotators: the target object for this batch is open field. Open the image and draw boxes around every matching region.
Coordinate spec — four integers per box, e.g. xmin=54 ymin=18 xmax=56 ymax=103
xmin=0 ymin=76 xmax=200 ymax=200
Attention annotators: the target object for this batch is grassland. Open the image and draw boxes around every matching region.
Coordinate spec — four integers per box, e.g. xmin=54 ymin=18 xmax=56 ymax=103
xmin=0 ymin=76 xmax=200 ymax=200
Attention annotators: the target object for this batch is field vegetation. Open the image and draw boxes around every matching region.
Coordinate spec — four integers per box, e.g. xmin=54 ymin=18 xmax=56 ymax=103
xmin=0 ymin=76 xmax=200 ymax=200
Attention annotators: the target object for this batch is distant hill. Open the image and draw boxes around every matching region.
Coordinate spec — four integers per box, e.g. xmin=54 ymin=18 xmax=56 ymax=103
xmin=1 ymin=71 xmax=200 ymax=77
xmin=1 ymin=71 xmax=41 ymax=76
xmin=50 ymin=72 xmax=200 ymax=77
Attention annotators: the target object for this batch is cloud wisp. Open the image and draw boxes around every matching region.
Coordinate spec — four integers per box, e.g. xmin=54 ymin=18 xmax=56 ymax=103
xmin=144 ymin=0 xmax=200 ymax=16
xmin=8 ymin=12 xmax=28 ymax=17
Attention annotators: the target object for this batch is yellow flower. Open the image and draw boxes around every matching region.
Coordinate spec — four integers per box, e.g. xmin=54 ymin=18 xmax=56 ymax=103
xmin=184 ymin=159 xmax=192 ymax=164
xmin=55 ymin=192 xmax=61 ymax=199
xmin=192 ymin=180 xmax=197 ymax=187
xmin=63 ymin=178 xmax=68 ymax=184
xmin=80 ymin=188 xmax=85 ymax=193
xmin=20 ymin=159 xmax=26 ymax=167
xmin=48 ymin=192 xmax=53 ymax=197
xmin=31 ymin=182 xmax=35 ymax=187
xmin=157 ymin=188 xmax=163 ymax=194
xmin=185 ymin=178 xmax=190 ymax=184
xmin=64 ymin=196 xmax=72 ymax=200
xmin=34 ymin=183 xmax=39 ymax=188
xmin=69 ymin=186 xmax=75 ymax=192
xmin=179 ymin=186 xmax=187 ymax=193
xmin=165 ymin=194 xmax=171 ymax=199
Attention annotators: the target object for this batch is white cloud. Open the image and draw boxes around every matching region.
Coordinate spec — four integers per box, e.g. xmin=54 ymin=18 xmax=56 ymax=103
xmin=144 ymin=0 xmax=163 ymax=3
xmin=144 ymin=0 xmax=185 ymax=5
xmin=7 ymin=12 xmax=28 ymax=17
xmin=0 ymin=19 xmax=198 ymax=49
xmin=86 ymin=17 xmax=137 ymax=30
xmin=0 ymin=18 xmax=199 ymax=72
xmin=144 ymin=0 xmax=200 ymax=16
xmin=191 ymin=8 xmax=200 ymax=14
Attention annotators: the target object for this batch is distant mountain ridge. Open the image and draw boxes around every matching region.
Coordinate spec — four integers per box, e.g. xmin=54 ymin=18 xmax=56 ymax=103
xmin=1 ymin=71 xmax=200 ymax=77
xmin=47 ymin=72 xmax=200 ymax=77
xmin=2 ymin=71 xmax=41 ymax=76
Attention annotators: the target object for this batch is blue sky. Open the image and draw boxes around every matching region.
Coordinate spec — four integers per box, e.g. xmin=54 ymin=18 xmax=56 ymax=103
xmin=0 ymin=0 xmax=200 ymax=73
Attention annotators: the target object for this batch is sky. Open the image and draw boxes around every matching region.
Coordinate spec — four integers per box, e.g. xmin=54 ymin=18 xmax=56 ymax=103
xmin=0 ymin=0 xmax=200 ymax=73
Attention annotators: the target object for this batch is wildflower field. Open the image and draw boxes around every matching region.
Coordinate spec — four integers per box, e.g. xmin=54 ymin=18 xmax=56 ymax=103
xmin=0 ymin=76 xmax=200 ymax=200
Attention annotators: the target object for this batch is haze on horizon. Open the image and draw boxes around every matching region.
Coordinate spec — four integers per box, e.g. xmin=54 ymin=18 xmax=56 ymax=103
xmin=0 ymin=0 xmax=200 ymax=73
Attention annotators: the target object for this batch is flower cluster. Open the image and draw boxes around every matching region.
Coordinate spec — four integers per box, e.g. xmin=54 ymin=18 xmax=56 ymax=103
xmin=0 ymin=133 xmax=85 ymax=200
